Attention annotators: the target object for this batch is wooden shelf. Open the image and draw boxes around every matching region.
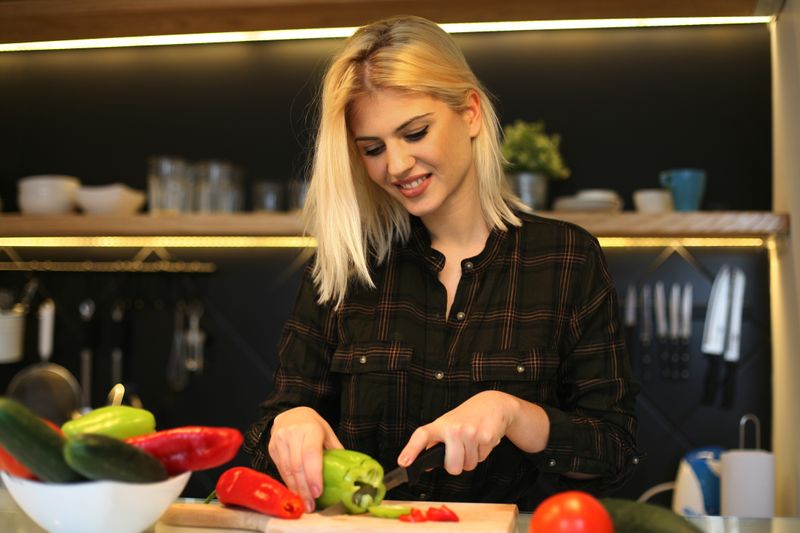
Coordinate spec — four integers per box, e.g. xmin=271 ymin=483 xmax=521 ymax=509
xmin=0 ymin=211 xmax=788 ymax=239
xmin=0 ymin=0 xmax=782 ymax=46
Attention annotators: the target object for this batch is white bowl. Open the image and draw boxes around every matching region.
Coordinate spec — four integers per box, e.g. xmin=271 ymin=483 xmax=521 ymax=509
xmin=1 ymin=471 xmax=190 ymax=533
xmin=76 ymin=183 xmax=146 ymax=215
xmin=18 ymin=175 xmax=80 ymax=214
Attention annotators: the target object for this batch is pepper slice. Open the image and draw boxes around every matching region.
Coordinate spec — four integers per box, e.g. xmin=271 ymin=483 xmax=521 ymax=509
xmin=399 ymin=508 xmax=428 ymax=522
xmin=216 ymin=466 xmax=303 ymax=519
xmin=62 ymin=405 xmax=155 ymax=440
xmin=125 ymin=426 xmax=242 ymax=475
xmin=315 ymin=449 xmax=387 ymax=514
xmin=426 ymin=504 xmax=459 ymax=522
xmin=367 ymin=504 xmax=413 ymax=519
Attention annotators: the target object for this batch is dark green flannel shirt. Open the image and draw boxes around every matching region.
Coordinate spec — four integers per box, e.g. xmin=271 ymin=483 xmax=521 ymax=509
xmin=245 ymin=211 xmax=640 ymax=511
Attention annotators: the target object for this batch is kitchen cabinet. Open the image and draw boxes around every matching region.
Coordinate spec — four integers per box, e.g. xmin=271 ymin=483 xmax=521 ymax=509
xmin=0 ymin=0 xmax=784 ymax=45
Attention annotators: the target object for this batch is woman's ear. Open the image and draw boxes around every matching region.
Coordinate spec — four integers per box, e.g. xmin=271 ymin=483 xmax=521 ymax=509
xmin=463 ymin=90 xmax=482 ymax=138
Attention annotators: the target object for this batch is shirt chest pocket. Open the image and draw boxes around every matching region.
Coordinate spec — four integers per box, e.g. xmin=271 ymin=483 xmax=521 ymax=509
xmin=330 ymin=341 xmax=412 ymax=450
xmin=470 ymin=348 xmax=560 ymax=402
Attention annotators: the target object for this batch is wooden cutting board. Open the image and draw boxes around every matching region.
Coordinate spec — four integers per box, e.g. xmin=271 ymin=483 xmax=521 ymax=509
xmin=159 ymin=501 xmax=518 ymax=532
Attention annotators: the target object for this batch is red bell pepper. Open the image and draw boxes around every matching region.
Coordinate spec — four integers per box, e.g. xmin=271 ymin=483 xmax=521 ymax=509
xmin=215 ymin=466 xmax=303 ymax=519
xmin=125 ymin=426 xmax=242 ymax=475
xmin=399 ymin=508 xmax=428 ymax=522
xmin=426 ymin=504 xmax=459 ymax=521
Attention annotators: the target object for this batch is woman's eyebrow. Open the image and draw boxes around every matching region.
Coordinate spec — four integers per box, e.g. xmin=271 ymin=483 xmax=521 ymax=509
xmin=353 ymin=112 xmax=432 ymax=142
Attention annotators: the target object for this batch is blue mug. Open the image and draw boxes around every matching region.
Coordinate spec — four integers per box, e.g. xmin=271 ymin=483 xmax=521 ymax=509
xmin=659 ymin=168 xmax=706 ymax=211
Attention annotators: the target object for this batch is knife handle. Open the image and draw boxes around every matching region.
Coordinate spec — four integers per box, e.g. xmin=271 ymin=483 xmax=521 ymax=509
xmin=407 ymin=443 xmax=446 ymax=486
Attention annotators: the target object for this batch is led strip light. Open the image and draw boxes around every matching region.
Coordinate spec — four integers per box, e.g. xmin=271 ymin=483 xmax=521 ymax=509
xmin=0 ymin=16 xmax=771 ymax=53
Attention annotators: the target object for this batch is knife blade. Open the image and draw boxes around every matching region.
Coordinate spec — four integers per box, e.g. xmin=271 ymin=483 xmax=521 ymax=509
xmin=383 ymin=443 xmax=446 ymax=491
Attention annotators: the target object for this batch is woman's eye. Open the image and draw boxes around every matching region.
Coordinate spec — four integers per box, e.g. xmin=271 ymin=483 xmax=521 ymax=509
xmin=405 ymin=126 xmax=428 ymax=142
xmin=363 ymin=144 xmax=385 ymax=157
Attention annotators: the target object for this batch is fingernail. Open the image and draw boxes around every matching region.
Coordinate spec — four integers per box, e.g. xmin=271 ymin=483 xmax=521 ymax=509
xmin=311 ymin=484 xmax=321 ymax=498
xmin=399 ymin=455 xmax=410 ymax=467
xmin=306 ymin=499 xmax=315 ymax=513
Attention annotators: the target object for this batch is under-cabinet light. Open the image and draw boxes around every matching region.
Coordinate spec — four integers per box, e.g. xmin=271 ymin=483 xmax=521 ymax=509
xmin=0 ymin=236 xmax=768 ymax=249
xmin=0 ymin=16 xmax=771 ymax=53
xmin=0 ymin=236 xmax=317 ymax=248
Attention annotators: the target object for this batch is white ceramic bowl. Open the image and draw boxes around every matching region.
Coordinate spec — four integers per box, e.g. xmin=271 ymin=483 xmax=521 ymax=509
xmin=1 ymin=471 xmax=190 ymax=533
xmin=17 ymin=175 xmax=80 ymax=214
xmin=76 ymin=183 xmax=146 ymax=215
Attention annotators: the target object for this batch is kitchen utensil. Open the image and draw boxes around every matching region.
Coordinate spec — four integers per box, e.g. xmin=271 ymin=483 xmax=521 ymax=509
xmin=383 ymin=443 xmax=446 ymax=491
xmin=721 ymin=268 xmax=746 ymax=409
xmin=623 ymin=284 xmax=637 ymax=370
xmin=184 ymin=300 xmax=205 ymax=374
xmin=2 ymin=470 xmax=190 ymax=533
xmin=640 ymin=284 xmax=654 ymax=382
xmin=0 ymin=306 xmax=25 ymax=364
xmin=679 ymin=282 xmax=693 ymax=380
xmin=654 ymin=281 xmax=669 ymax=380
xmin=6 ymin=299 xmax=81 ymax=425
xmin=110 ymin=300 xmax=125 ymax=386
xmin=17 ymin=175 xmax=80 ymax=215
xmin=672 ymin=446 xmax=724 ymax=516
xmin=319 ymin=443 xmax=447 ymax=517
xmin=76 ymin=183 xmax=145 ymax=215
xmin=669 ymin=282 xmax=681 ymax=380
xmin=166 ymin=300 xmax=188 ymax=391
xmin=701 ymin=265 xmax=731 ymax=404
xmin=79 ymin=298 xmax=95 ymax=409
xmin=161 ymin=500 xmax=518 ymax=532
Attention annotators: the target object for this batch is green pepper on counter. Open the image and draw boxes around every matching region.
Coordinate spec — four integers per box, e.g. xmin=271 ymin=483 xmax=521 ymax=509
xmin=61 ymin=405 xmax=156 ymax=440
xmin=315 ymin=449 xmax=387 ymax=514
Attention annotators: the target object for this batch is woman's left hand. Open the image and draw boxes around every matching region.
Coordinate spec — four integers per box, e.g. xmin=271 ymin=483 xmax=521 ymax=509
xmin=397 ymin=390 xmax=520 ymax=476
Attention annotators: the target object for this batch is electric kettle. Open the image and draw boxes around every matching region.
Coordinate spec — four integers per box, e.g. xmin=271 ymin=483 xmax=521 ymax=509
xmin=672 ymin=446 xmax=724 ymax=516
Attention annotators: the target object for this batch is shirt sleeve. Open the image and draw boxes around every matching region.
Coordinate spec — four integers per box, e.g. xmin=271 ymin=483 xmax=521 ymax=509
xmin=243 ymin=263 xmax=340 ymax=474
xmin=531 ymin=233 xmax=641 ymax=492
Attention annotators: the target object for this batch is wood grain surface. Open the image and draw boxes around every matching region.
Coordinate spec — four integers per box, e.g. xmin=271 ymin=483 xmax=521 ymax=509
xmin=159 ymin=500 xmax=518 ymax=533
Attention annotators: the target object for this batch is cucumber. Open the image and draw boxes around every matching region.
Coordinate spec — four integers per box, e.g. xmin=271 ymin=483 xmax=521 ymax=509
xmin=600 ymin=498 xmax=702 ymax=533
xmin=63 ymin=433 xmax=168 ymax=483
xmin=0 ymin=397 xmax=83 ymax=482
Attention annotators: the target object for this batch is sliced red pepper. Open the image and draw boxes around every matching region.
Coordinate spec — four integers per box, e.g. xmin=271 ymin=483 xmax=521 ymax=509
xmin=426 ymin=504 xmax=459 ymax=522
xmin=399 ymin=508 xmax=428 ymax=522
xmin=125 ymin=426 xmax=242 ymax=475
xmin=216 ymin=466 xmax=303 ymax=519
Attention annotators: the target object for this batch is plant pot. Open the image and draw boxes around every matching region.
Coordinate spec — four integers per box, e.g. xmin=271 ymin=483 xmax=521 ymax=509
xmin=507 ymin=172 xmax=548 ymax=210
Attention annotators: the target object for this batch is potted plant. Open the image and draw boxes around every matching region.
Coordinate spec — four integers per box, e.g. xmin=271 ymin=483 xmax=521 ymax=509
xmin=501 ymin=119 xmax=570 ymax=210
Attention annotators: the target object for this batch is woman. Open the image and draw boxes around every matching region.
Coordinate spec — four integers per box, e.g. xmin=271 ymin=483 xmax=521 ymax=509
xmin=244 ymin=15 xmax=640 ymax=513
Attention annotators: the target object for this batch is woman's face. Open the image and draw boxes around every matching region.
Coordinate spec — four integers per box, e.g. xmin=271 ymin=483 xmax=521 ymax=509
xmin=349 ymin=88 xmax=482 ymax=221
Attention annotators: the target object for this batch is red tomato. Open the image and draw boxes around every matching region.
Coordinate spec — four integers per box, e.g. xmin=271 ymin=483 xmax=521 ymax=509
xmin=529 ymin=491 xmax=614 ymax=533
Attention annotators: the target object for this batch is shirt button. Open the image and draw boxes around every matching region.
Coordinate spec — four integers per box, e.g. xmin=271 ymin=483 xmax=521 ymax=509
xmin=455 ymin=311 xmax=466 ymax=321
xmin=418 ymin=493 xmax=427 ymax=500
xmin=548 ymin=459 xmax=557 ymax=468
xmin=516 ymin=365 xmax=525 ymax=374
xmin=359 ymin=356 xmax=367 ymax=364
xmin=632 ymin=457 xmax=640 ymax=465
xmin=463 ymin=261 xmax=474 ymax=271
xmin=434 ymin=371 xmax=445 ymax=380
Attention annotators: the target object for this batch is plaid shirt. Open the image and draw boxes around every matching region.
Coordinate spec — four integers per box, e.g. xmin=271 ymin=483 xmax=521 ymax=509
xmin=245 ymin=212 xmax=640 ymax=511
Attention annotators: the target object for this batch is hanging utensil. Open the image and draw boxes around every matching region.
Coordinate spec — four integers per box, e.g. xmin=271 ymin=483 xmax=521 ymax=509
xmin=640 ymin=284 xmax=654 ymax=382
xmin=184 ymin=300 xmax=205 ymax=375
xmin=110 ymin=300 xmax=125 ymax=387
xmin=669 ymin=283 xmax=681 ymax=380
xmin=701 ymin=265 xmax=731 ymax=404
xmin=624 ymin=284 xmax=637 ymax=370
xmin=78 ymin=298 xmax=95 ymax=410
xmin=721 ymin=268 xmax=746 ymax=409
xmin=679 ymin=282 xmax=693 ymax=380
xmin=654 ymin=281 xmax=669 ymax=380
xmin=6 ymin=299 xmax=82 ymax=425
xmin=166 ymin=300 xmax=188 ymax=391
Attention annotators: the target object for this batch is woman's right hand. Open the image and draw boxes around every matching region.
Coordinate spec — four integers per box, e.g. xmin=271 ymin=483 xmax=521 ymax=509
xmin=268 ymin=406 xmax=343 ymax=513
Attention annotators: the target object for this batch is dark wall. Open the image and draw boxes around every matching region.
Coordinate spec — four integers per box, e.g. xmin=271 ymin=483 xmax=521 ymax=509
xmin=0 ymin=24 xmax=771 ymax=211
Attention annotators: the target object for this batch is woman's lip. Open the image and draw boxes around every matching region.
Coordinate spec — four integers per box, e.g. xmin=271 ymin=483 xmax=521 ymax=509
xmin=395 ymin=174 xmax=431 ymax=198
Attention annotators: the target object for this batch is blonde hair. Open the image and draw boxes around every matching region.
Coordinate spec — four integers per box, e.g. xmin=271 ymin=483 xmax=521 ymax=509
xmin=304 ymin=15 xmax=525 ymax=306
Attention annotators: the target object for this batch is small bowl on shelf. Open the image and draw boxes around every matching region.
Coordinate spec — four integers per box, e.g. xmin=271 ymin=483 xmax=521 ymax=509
xmin=1 ymin=471 xmax=190 ymax=533
xmin=76 ymin=183 xmax=146 ymax=215
xmin=17 ymin=175 xmax=80 ymax=215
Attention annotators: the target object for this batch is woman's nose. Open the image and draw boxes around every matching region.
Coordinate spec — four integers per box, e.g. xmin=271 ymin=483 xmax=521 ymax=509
xmin=386 ymin=143 xmax=414 ymax=178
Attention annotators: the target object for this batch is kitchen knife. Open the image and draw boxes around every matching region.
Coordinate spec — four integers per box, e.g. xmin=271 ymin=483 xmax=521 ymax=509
xmin=722 ymin=268 xmax=746 ymax=408
xmin=679 ymin=282 xmax=693 ymax=380
xmin=640 ymin=284 xmax=654 ymax=382
xmin=654 ymin=281 xmax=669 ymax=379
xmin=701 ymin=265 xmax=731 ymax=404
xmin=383 ymin=443 xmax=446 ymax=491
xmin=669 ymin=283 xmax=681 ymax=380
xmin=319 ymin=443 xmax=446 ymax=517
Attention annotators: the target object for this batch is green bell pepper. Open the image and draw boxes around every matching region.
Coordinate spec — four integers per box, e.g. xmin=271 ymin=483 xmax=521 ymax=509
xmin=368 ymin=504 xmax=413 ymax=519
xmin=315 ymin=449 xmax=387 ymax=514
xmin=61 ymin=405 xmax=156 ymax=440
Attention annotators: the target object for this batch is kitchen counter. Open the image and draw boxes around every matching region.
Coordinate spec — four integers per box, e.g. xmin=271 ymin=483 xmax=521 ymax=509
xmin=2 ymin=491 xmax=799 ymax=533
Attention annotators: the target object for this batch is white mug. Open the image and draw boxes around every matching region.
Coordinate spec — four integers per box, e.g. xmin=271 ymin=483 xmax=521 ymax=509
xmin=0 ymin=308 xmax=25 ymax=364
xmin=633 ymin=189 xmax=674 ymax=213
